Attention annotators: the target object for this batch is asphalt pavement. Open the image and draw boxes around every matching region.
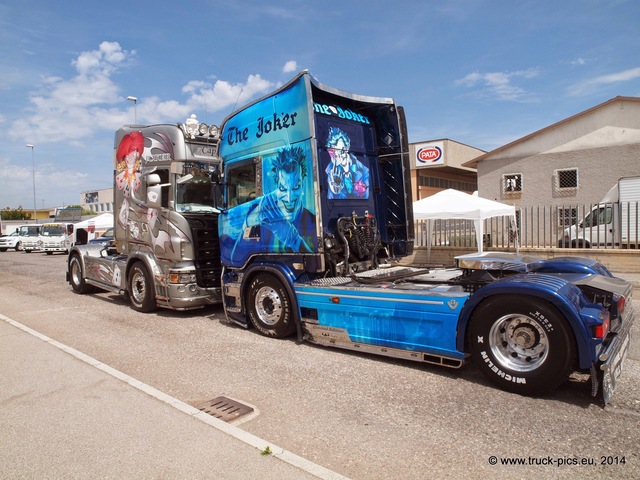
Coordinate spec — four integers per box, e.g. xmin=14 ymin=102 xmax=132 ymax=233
xmin=0 ymin=314 xmax=347 ymax=480
xmin=1 ymin=268 xmax=638 ymax=479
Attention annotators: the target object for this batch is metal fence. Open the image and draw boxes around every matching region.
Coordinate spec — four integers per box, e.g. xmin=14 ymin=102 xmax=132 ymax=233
xmin=414 ymin=201 xmax=640 ymax=250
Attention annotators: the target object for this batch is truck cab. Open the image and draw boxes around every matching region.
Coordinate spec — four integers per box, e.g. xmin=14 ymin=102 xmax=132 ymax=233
xmin=559 ymin=176 xmax=640 ymax=248
xmin=559 ymin=203 xmax=619 ymax=248
xmin=18 ymin=224 xmax=41 ymax=253
xmin=217 ymin=71 xmax=414 ymax=327
xmin=67 ymin=118 xmax=223 ymax=312
xmin=40 ymin=222 xmax=75 ymax=254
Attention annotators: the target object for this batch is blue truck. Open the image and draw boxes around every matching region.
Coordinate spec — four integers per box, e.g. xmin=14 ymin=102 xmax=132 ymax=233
xmin=214 ymin=71 xmax=633 ymax=404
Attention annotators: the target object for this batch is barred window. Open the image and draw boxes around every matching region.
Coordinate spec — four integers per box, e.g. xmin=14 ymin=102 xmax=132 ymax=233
xmin=502 ymin=173 xmax=522 ymax=195
xmin=557 ymin=207 xmax=577 ymax=227
xmin=555 ymin=168 xmax=578 ymax=191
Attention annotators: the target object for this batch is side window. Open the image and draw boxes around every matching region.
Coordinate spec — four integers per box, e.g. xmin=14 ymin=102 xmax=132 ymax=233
xmin=226 ymin=159 xmax=261 ymax=208
xmin=599 ymin=206 xmax=612 ymax=225
xmin=158 ymin=169 xmax=170 ymax=208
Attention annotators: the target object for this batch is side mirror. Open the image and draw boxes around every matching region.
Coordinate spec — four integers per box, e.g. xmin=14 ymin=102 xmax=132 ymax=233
xmin=211 ymin=170 xmax=221 ymax=184
xmin=147 ymin=185 xmax=163 ymax=209
xmin=146 ymin=173 xmax=162 ymax=186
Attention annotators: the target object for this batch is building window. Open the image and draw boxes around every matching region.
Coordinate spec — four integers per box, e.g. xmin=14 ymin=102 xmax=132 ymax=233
xmin=555 ymin=168 xmax=578 ymax=191
xmin=418 ymin=174 xmax=477 ymax=192
xmin=502 ymin=173 xmax=522 ymax=195
xmin=557 ymin=207 xmax=576 ymax=228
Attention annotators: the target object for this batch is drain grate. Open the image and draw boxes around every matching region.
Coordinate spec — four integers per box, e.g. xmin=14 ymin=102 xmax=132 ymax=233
xmin=195 ymin=396 xmax=254 ymax=422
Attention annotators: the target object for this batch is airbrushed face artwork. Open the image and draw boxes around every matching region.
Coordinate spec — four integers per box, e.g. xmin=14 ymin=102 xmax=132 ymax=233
xmin=325 ymin=127 xmax=369 ymax=200
xmin=114 ymin=131 xmax=187 ymax=255
xmin=115 ymin=132 xmax=144 ymax=228
xmin=250 ymin=146 xmax=315 ymax=253
xmin=273 ymin=147 xmax=306 ymax=222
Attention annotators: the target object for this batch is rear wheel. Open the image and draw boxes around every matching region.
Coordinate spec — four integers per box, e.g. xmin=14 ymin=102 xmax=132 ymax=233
xmin=247 ymin=274 xmax=296 ymax=338
xmin=127 ymin=262 xmax=156 ymax=312
xmin=469 ymin=295 xmax=575 ymax=396
xmin=69 ymin=254 xmax=96 ymax=294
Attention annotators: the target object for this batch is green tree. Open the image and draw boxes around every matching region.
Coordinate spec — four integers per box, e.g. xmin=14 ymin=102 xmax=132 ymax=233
xmin=1 ymin=207 xmax=31 ymax=220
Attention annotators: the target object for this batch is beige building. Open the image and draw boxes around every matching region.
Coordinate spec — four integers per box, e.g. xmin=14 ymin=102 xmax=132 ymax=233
xmin=464 ymin=96 xmax=640 ymax=208
xmin=81 ymin=187 xmax=114 ymax=214
xmin=410 ymin=139 xmax=482 ymax=201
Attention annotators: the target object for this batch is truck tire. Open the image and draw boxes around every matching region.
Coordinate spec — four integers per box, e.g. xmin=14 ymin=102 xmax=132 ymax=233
xmin=469 ymin=295 xmax=575 ymax=396
xmin=127 ymin=262 xmax=156 ymax=312
xmin=246 ymin=274 xmax=296 ymax=338
xmin=0 ymin=248 xmax=6 ymax=252
xmin=69 ymin=254 xmax=96 ymax=294
xmin=16 ymin=242 xmax=23 ymax=251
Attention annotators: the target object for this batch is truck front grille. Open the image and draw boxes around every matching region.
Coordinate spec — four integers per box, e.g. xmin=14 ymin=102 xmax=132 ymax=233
xmin=187 ymin=215 xmax=222 ymax=289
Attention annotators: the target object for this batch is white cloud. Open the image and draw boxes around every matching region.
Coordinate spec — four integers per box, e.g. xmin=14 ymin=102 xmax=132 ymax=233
xmin=455 ymin=68 xmax=540 ymax=101
xmin=8 ymin=42 xmax=135 ymax=142
xmin=8 ymin=42 xmax=276 ymax=143
xmin=568 ymin=66 xmax=640 ymax=96
xmin=283 ymin=60 xmax=298 ymax=73
xmin=180 ymin=74 xmax=275 ymax=120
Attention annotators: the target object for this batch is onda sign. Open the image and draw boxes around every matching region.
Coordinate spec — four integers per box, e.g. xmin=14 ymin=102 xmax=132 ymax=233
xmin=415 ymin=142 xmax=444 ymax=168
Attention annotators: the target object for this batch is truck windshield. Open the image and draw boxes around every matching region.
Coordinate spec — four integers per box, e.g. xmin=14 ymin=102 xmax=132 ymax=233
xmin=176 ymin=173 xmax=217 ymax=213
xmin=42 ymin=225 xmax=66 ymax=236
xmin=18 ymin=226 xmax=39 ymax=236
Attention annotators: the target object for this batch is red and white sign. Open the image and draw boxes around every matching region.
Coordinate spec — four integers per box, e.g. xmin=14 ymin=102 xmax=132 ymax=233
xmin=415 ymin=142 xmax=444 ymax=168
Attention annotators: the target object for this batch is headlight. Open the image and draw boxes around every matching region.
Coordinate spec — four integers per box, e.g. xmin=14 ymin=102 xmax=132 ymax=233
xmin=185 ymin=114 xmax=199 ymax=137
xmin=180 ymin=114 xmax=220 ymax=139
xmin=168 ymin=271 xmax=197 ymax=284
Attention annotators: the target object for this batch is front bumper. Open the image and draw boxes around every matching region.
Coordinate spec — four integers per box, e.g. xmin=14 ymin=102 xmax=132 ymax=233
xmin=596 ymin=303 xmax=634 ymax=404
xmin=157 ymin=283 xmax=223 ymax=310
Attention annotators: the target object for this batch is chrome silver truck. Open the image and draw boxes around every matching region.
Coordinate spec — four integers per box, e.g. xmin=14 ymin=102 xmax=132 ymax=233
xmin=66 ymin=118 xmax=223 ymax=311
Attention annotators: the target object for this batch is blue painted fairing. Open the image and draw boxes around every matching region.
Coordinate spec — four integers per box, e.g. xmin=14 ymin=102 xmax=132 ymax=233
xmin=528 ymin=256 xmax=613 ymax=277
xmin=295 ymin=282 xmax=469 ymax=359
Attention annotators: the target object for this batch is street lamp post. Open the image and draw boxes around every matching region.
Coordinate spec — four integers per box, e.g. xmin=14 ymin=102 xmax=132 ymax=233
xmin=127 ymin=96 xmax=138 ymax=123
xmin=26 ymin=144 xmax=37 ymax=223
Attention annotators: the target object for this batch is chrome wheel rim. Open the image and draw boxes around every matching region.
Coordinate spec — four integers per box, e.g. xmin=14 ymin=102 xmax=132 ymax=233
xmin=71 ymin=259 xmax=82 ymax=286
xmin=489 ymin=314 xmax=549 ymax=372
xmin=255 ymin=286 xmax=282 ymax=326
xmin=131 ymin=270 xmax=147 ymax=304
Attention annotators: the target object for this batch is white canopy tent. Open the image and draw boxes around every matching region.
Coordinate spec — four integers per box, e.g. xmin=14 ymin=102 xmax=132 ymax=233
xmin=413 ymin=189 xmax=518 ymax=254
xmin=73 ymin=213 xmax=114 ymax=244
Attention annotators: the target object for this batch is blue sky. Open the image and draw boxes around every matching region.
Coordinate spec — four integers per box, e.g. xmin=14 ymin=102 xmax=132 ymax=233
xmin=1 ymin=0 xmax=639 ymax=210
